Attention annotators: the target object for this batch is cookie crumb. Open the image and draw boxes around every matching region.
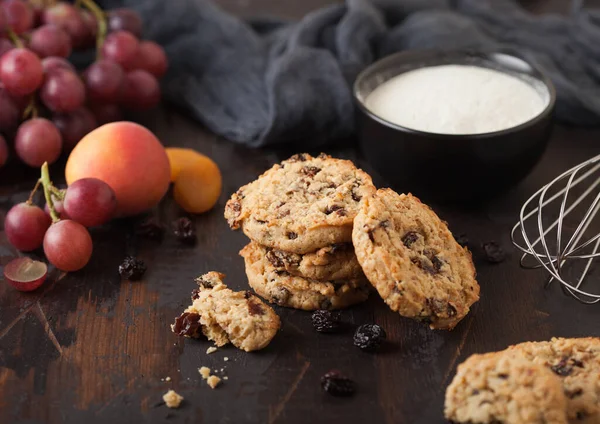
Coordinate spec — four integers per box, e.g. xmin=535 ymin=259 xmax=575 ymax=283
xmin=199 ymin=366 xmax=211 ymax=379
xmin=165 ymin=376 xmax=171 ymax=382
xmin=224 ymin=357 xmax=229 ymax=362
xmin=207 ymin=375 xmax=221 ymax=389
xmin=206 ymin=346 xmax=217 ymax=354
xmin=162 ymin=390 xmax=184 ymax=408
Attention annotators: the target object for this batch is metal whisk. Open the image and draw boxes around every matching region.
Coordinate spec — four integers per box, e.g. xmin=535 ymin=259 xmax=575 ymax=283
xmin=511 ymin=154 xmax=600 ymax=304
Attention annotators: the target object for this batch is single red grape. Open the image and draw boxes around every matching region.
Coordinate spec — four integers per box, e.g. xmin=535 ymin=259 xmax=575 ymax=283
xmin=41 ymin=56 xmax=75 ymax=74
xmin=107 ymin=8 xmax=142 ymax=37
xmin=0 ymin=38 xmax=13 ymax=58
xmin=41 ymin=3 xmax=87 ymax=49
xmin=0 ymin=48 xmax=43 ymax=96
xmin=14 ymin=118 xmax=63 ymax=167
xmin=0 ymin=87 xmax=20 ymax=131
xmin=84 ymin=60 xmax=125 ymax=103
xmin=0 ymin=134 xmax=8 ymax=167
xmin=101 ymin=30 xmax=139 ymax=70
xmin=89 ymin=103 xmax=122 ymax=125
xmin=1 ymin=0 xmax=33 ymax=34
xmin=53 ymin=107 xmax=97 ymax=149
xmin=121 ymin=70 xmax=160 ymax=110
xmin=29 ymin=24 xmax=72 ymax=58
xmin=5 ymin=202 xmax=51 ymax=251
xmin=136 ymin=41 xmax=168 ymax=78
xmin=40 ymin=68 xmax=85 ymax=113
xmin=3 ymin=257 xmax=48 ymax=292
xmin=43 ymin=219 xmax=92 ymax=271
xmin=64 ymin=178 xmax=117 ymax=227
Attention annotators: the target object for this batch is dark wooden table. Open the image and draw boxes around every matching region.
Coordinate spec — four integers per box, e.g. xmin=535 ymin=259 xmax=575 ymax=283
xmin=2 ymin=1 xmax=600 ymax=423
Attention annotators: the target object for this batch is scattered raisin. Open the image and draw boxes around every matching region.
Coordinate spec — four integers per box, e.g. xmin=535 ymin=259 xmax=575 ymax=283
xmin=402 ymin=231 xmax=420 ymax=248
xmin=353 ymin=324 xmax=386 ymax=352
xmin=482 ymin=241 xmax=506 ymax=263
xmin=301 ymin=166 xmax=321 ymax=177
xmin=136 ymin=217 xmax=165 ymax=241
xmin=320 ymin=370 xmax=355 ymax=397
xmin=173 ymin=217 xmax=196 ymax=245
xmin=172 ymin=312 xmax=202 ymax=337
xmin=324 ymin=205 xmax=346 ymax=216
xmin=311 ymin=310 xmax=341 ymax=333
xmin=455 ymin=233 xmax=469 ymax=247
xmin=119 ymin=256 xmax=147 ymax=281
xmin=287 ymin=231 xmax=298 ymax=240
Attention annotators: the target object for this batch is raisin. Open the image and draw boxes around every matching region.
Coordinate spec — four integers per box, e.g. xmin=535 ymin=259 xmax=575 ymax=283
xmin=172 ymin=312 xmax=201 ymax=337
xmin=311 ymin=310 xmax=341 ymax=333
xmin=271 ymin=286 xmax=290 ymax=305
xmin=288 ymin=153 xmax=308 ymax=162
xmin=402 ymin=231 xmax=420 ymax=248
xmin=255 ymin=219 xmax=267 ymax=224
xmin=497 ymin=373 xmax=509 ymax=379
xmin=277 ymin=209 xmax=290 ymax=218
xmin=287 ymin=231 xmax=298 ymax=240
xmin=551 ymin=357 xmax=574 ymax=376
xmin=424 ymin=249 xmax=443 ymax=272
xmin=173 ymin=217 xmax=196 ymax=245
xmin=379 ymin=220 xmax=390 ymax=228
xmin=136 ymin=217 xmax=165 ymax=241
xmin=119 ymin=256 xmax=147 ymax=281
xmin=230 ymin=201 xmax=241 ymax=214
xmin=191 ymin=288 xmax=200 ymax=300
xmin=317 ymin=153 xmax=329 ymax=159
xmin=324 ymin=205 xmax=346 ymax=216
xmin=247 ymin=298 xmax=265 ymax=316
xmin=195 ymin=275 xmax=216 ymax=289
xmin=351 ymin=189 xmax=361 ymax=202
xmin=301 ymin=166 xmax=321 ymax=177
xmin=566 ymin=388 xmax=583 ymax=399
xmin=329 ymin=243 xmax=349 ymax=254
xmin=455 ymin=233 xmax=469 ymax=247
xmin=483 ymin=241 xmax=506 ymax=263
xmin=427 ymin=298 xmax=456 ymax=318
xmin=367 ymin=229 xmax=375 ymax=243
xmin=320 ymin=370 xmax=355 ymax=397
xmin=572 ymin=359 xmax=584 ymax=368
xmin=353 ymin=324 xmax=386 ymax=352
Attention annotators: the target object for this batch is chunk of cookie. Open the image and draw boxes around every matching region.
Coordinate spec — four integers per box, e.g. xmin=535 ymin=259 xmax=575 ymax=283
xmin=240 ymin=242 xmax=370 ymax=310
xmin=224 ymin=153 xmax=376 ymax=254
xmin=445 ymin=352 xmax=568 ymax=424
xmin=261 ymin=242 xmax=363 ymax=281
xmin=171 ymin=272 xmax=280 ymax=352
xmin=506 ymin=337 xmax=600 ymax=423
xmin=352 ymin=189 xmax=479 ymax=330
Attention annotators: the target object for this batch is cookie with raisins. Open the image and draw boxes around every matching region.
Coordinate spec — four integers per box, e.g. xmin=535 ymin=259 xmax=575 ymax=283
xmin=240 ymin=242 xmax=370 ymax=311
xmin=445 ymin=352 xmax=568 ymax=424
xmin=171 ymin=272 xmax=280 ymax=352
xmin=224 ymin=153 xmax=376 ymax=254
xmin=262 ymin=242 xmax=363 ymax=281
xmin=352 ymin=189 xmax=479 ymax=330
xmin=506 ymin=337 xmax=600 ymax=423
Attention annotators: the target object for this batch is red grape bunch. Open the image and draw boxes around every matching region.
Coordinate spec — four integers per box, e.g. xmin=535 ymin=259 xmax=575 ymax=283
xmin=0 ymin=0 xmax=168 ymax=170
xmin=3 ymin=161 xmax=117 ymax=291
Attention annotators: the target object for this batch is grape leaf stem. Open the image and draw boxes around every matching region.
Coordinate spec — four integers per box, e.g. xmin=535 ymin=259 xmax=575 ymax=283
xmin=6 ymin=28 xmax=24 ymax=48
xmin=79 ymin=0 xmax=107 ymax=60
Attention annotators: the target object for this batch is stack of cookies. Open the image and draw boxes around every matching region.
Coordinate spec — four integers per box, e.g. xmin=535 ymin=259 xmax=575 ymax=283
xmin=225 ymin=152 xmax=480 ymax=331
xmin=225 ymin=153 xmax=376 ymax=310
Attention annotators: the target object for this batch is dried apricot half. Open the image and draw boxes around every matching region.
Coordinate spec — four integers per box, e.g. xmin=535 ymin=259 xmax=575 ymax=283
xmin=166 ymin=147 xmax=207 ymax=182
xmin=173 ymin=154 xmax=222 ymax=214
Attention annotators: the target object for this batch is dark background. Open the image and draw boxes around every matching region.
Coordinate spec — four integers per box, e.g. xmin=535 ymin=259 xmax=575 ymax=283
xmin=1 ymin=1 xmax=600 ymax=423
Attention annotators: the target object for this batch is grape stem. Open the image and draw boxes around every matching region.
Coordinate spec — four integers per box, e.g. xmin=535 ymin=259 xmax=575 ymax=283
xmin=27 ymin=180 xmax=42 ymax=205
xmin=6 ymin=28 xmax=24 ymax=48
xmin=22 ymin=99 xmax=39 ymax=120
xmin=79 ymin=0 xmax=107 ymax=60
xmin=41 ymin=162 xmax=60 ymax=223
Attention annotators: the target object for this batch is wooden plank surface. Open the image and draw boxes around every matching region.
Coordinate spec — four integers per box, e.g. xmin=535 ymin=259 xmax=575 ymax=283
xmin=2 ymin=1 xmax=600 ymax=423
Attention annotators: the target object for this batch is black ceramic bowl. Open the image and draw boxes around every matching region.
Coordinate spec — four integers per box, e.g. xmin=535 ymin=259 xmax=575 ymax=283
xmin=354 ymin=49 xmax=556 ymax=202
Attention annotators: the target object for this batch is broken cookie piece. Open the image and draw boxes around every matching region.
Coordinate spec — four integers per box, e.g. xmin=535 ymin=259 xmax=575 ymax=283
xmin=163 ymin=390 xmax=184 ymax=409
xmin=171 ymin=272 xmax=280 ymax=352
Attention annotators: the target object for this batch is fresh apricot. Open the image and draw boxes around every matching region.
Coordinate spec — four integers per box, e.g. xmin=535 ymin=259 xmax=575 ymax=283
xmin=165 ymin=147 xmax=206 ymax=182
xmin=173 ymin=155 xmax=222 ymax=214
xmin=65 ymin=122 xmax=170 ymax=217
